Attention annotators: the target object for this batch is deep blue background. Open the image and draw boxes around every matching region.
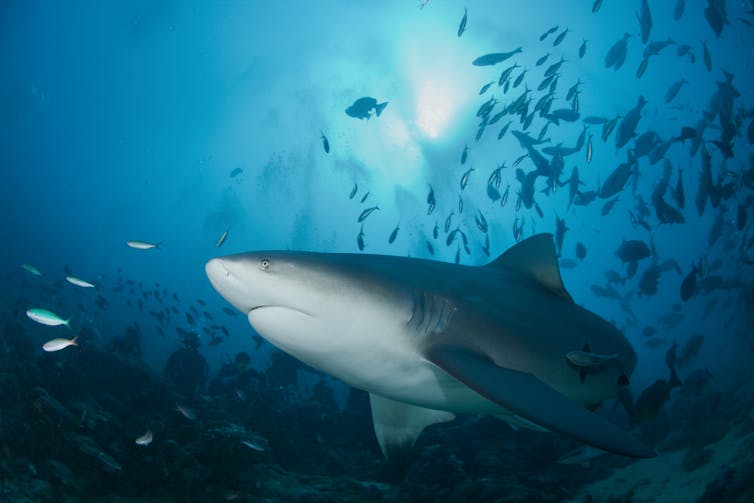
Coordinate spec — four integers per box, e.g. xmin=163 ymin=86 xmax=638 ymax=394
xmin=1 ymin=0 xmax=752 ymax=396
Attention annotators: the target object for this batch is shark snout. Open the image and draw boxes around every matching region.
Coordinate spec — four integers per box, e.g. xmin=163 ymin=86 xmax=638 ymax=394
xmin=205 ymin=257 xmax=230 ymax=285
xmin=205 ymin=257 xmax=250 ymax=313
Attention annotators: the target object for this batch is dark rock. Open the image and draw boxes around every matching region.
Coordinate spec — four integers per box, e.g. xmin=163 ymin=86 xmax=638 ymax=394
xmin=681 ymin=446 xmax=714 ymax=472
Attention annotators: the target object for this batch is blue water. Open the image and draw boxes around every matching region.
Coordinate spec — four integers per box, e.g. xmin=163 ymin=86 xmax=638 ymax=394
xmin=2 ymin=1 xmax=753 ymax=501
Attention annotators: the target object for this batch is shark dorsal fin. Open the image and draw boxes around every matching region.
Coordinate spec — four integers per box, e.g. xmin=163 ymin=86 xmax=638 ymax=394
xmin=487 ymin=233 xmax=573 ymax=303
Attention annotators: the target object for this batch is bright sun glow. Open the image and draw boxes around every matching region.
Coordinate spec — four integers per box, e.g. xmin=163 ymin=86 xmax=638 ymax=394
xmin=415 ymin=79 xmax=456 ymax=138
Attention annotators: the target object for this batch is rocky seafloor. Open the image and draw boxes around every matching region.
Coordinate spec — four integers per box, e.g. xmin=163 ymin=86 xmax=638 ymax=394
xmin=2 ymin=319 xmax=753 ymax=503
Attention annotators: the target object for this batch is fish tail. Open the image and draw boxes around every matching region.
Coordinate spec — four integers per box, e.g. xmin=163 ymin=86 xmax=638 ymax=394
xmin=375 ymin=102 xmax=388 ymax=117
xmin=71 ymin=335 xmax=79 ymax=346
xmin=65 ymin=317 xmax=73 ymax=330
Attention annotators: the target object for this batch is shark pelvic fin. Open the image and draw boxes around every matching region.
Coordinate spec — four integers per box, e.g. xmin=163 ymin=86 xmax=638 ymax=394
xmin=426 ymin=345 xmax=656 ymax=458
xmin=369 ymin=393 xmax=455 ymax=461
xmin=486 ymin=233 xmax=573 ymax=303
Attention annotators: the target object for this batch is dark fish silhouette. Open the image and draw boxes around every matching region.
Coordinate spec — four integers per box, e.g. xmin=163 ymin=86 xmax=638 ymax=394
xmin=346 ymin=97 xmax=388 ymax=120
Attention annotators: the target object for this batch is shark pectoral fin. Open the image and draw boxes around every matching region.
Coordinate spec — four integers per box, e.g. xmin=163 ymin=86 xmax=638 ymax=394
xmin=426 ymin=346 xmax=656 ymax=458
xmin=369 ymin=393 xmax=455 ymax=461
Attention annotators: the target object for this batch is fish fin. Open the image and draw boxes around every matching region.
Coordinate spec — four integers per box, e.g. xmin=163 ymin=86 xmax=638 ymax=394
xmin=485 ymin=233 xmax=573 ymax=303
xmin=426 ymin=345 xmax=656 ymax=458
xmin=369 ymin=393 xmax=454 ymax=461
xmin=65 ymin=317 xmax=73 ymax=330
xmin=71 ymin=335 xmax=79 ymax=345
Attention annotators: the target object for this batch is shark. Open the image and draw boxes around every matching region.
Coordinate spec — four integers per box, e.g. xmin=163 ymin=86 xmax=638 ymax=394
xmin=205 ymin=233 xmax=654 ymax=460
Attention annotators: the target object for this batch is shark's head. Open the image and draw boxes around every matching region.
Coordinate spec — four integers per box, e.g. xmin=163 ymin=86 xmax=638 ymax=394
xmin=205 ymin=252 xmax=410 ymax=372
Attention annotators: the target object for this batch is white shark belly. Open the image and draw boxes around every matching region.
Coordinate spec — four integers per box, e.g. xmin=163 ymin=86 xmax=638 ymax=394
xmin=270 ymin=317 xmax=504 ymax=415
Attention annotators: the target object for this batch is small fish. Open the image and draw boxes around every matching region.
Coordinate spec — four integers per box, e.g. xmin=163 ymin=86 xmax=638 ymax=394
xmin=21 ymin=263 xmax=42 ymax=276
xmin=229 ymin=167 xmax=243 ymax=178
xmin=498 ymin=64 xmax=519 ymax=86
xmin=583 ymin=116 xmax=606 ymax=125
xmin=432 ymin=222 xmax=439 ymax=239
xmin=175 ymin=404 xmax=197 ymax=421
xmin=552 ymin=28 xmax=569 ymax=46
xmin=42 ymin=336 xmax=78 ymax=352
xmin=458 ymin=195 xmax=464 ymax=214
xmin=512 ymin=71 xmax=527 ymax=91
xmin=702 ymin=41 xmax=711 ymax=72
xmin=501 ymin=184 xmax=510 ymax=207
xmin=446 ymin=228 xmax=459 ymax=246
xmin=512 ymin=153 xmax=528 ymax=168
xmin=388 ymin=224 xmax=399 ymax=244
xmin=427 ymin=185 xmax=436 ymax=215
xmin=535 ymin=53 xmax=550 ymax=66
xmin=488 ymin=164 xmax=503 ymax=188
xmin=444 ymin=211 xmax=455 ymax=233
xmin=357 ymin=205 xmax=380 ymax=223
xmin=360 ymin=191 xmax=370 ymax=203
xmin=636 ymin=56 xmax=649 ymax=78
xmin=126 ymin=240 xmax=160 ymax=250
xmin=357 ymin=225 xmax=365 ymax=251
xmin=601 ymin=115 xmax=620 ymax=142
xmin=241 ymin=439 xmax=265 ymax=452
xmin=135 ymin=430 xmax=153 ymax=446
xmin=320 ymin=131 xmax=330 ymax=153
xmin=472 ymin=48 xmax=523 ymax=66
xmin=66 ymin=275 xmax=95 ymax=288
xmin=513 ymin=216 xmax=523 ymax=241
xmin=586 ymin=134 xmax=594 ymax=163
xmin=538 ymin=25 xmax=558 ymax=42
xmin=537 ymin=123 xmax=549 ymax=141
xmin=497 ymin=120 xmax=512 ymax=140
xmin=579 ymin=39 xmax=587 ymax=59
xmin=592 ymin=0 xmax=603 ymax=13
xmin=457 ymin=7 xmax=467 ymax=37
xmin=27 ymin=308 xmax=71 ymax=328
xmin=479 ymin=81 xmax=494 ymax=95
xmin=601 ymin=196 xmax=620 ymax=216
xmin=461 ymin=144 xmax=469 ymax=165
xmin=680 ymin=264 xmax=698 ymax=301
xmin=566 ymin=80 xmax=581 ymax=101
xmin=475 ymin=210 xmax=488 ymax=234
xmin=426 ymin=240 xmax=435 ymax=255
xmin=575 ymin=242 xmax=587 ymax=260
xmin=349 ymin=183 xmax=358 ymax=199
xmin=460 ymin=166 xmax=474 ymax=190
xmin=216 ymin=229 xmax=229 ymax=248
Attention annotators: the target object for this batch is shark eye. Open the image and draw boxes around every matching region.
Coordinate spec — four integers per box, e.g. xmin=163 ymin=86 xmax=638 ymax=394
xmin=259 ymin=259 xmax=271 ymax=271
